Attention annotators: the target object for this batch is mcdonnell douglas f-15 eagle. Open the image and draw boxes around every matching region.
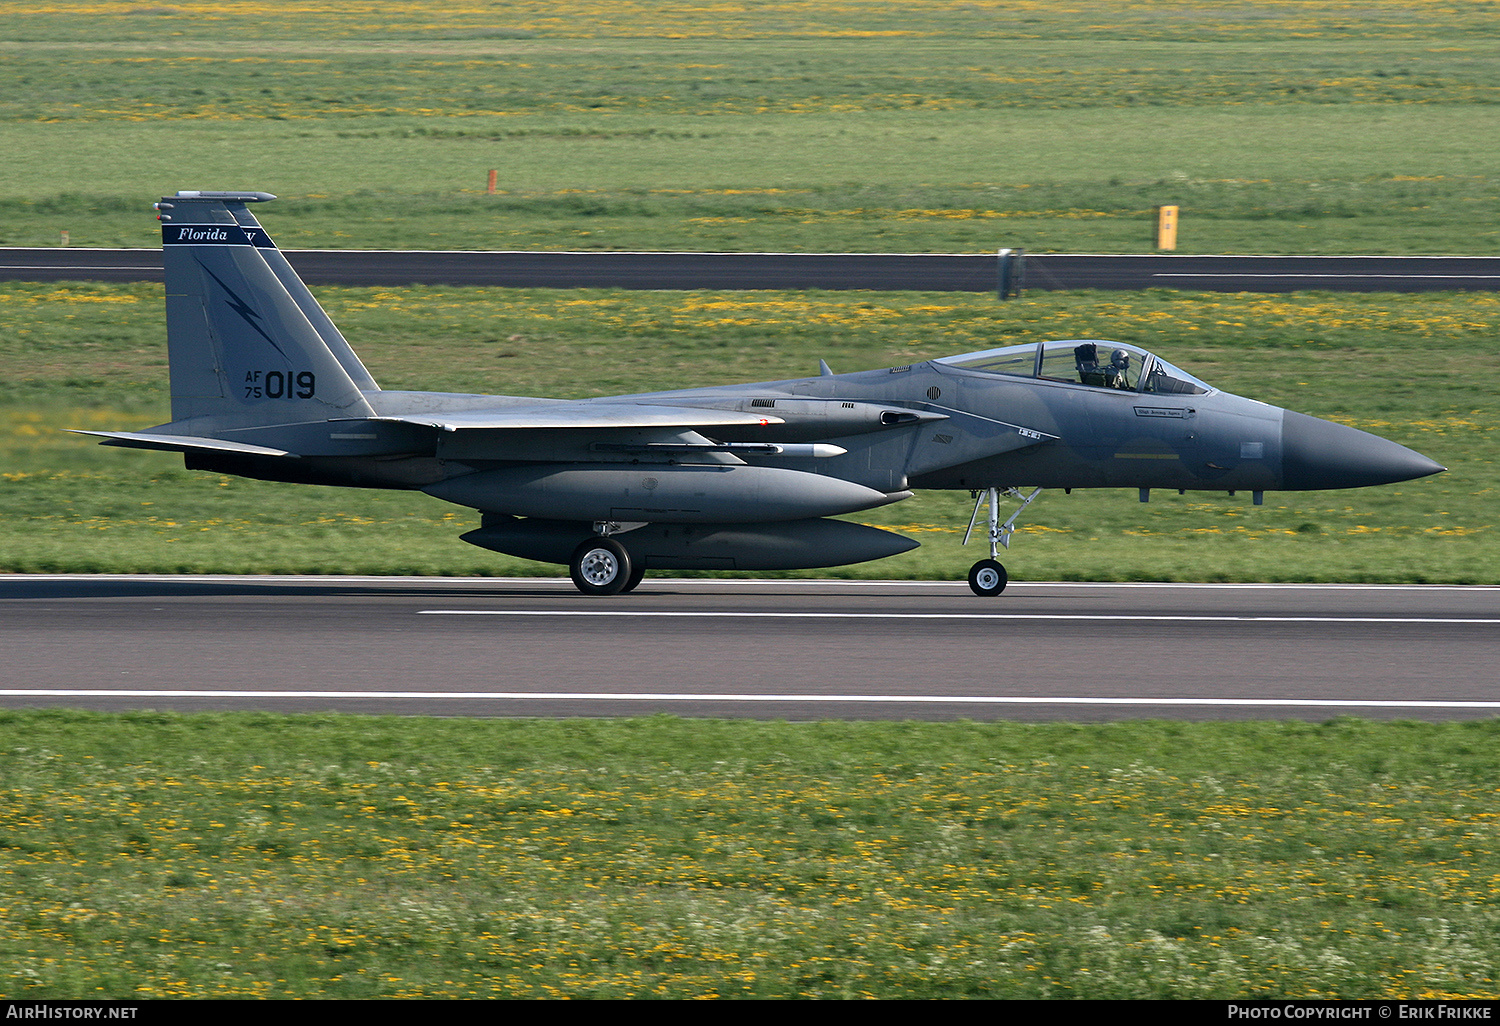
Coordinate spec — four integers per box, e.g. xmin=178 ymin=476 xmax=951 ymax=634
xmin=76 ymin=191 xmax=1445 ymax=595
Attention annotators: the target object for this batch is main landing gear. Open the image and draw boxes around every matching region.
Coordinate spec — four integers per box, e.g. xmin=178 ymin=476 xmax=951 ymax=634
xmin=569 ymin=523 xmax=647 ymax=596
xmin=963 ymin=486 xmax=1042 ymax=596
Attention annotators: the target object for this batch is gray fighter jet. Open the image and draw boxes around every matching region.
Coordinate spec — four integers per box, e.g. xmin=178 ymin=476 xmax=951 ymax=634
xmin=76 ymin=191 xmax=1445 ymax=595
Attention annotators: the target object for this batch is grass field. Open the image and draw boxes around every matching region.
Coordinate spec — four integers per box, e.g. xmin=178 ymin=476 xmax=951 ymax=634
xmin=0 ymin=0 xmax=1496 ymax=252
xmin=4 ymin=711 xmax=1500 ymax=1000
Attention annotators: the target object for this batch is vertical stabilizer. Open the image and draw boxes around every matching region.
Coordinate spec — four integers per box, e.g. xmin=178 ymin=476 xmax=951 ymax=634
xmin=157 ymin=191 xmax=377 ymax=428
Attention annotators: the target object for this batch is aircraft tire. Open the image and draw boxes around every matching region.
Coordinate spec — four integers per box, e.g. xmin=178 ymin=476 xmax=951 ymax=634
xmin=569 ymin=537 xmax=633 ymax=596
xmin=967 ymin=559 xmax=1008 ymax=596
xmin=620 ymin=561 xmax=647 ymax=593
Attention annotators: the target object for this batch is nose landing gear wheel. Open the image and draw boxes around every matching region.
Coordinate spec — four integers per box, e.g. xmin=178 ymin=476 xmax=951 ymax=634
xmin=569 ymin=537 xmax=633 ymax=596
xmin=968 ymin=559 xmax=1007 ymax=596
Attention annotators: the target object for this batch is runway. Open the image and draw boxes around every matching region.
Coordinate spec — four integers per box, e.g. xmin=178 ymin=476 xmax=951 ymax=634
xmin=1 ymin=576 xmax=1496 ymax=721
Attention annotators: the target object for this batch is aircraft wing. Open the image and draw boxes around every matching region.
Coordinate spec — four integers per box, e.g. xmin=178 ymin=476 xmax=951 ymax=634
xmin=68 ymin=430 xmax=295 ymax=457
xmin=372 ymin=402 xmax=785 ymax=432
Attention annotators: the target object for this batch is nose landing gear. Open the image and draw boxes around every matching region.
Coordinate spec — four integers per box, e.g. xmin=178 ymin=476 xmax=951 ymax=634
xmin=963 ymin=486 xmax=1042 ymax=596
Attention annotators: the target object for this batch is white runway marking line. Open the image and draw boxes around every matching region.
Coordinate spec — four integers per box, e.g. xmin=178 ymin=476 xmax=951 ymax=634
xmin=417 ymin=610 xmax=1498 ymax=625
xmin=5 ymin=690 xmax=1500 ymax=711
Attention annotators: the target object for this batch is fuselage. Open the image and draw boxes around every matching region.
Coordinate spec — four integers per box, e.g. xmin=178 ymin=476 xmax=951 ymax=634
xmin=183 ymin=344 xmax=1442 ymax=504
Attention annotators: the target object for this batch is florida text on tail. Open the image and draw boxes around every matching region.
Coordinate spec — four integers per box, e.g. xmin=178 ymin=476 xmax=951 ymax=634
xmin=79 ymin=191 xmax=1445 ymax=595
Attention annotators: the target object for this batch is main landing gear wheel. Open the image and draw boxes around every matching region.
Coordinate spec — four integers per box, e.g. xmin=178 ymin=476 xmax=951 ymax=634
xmin=968 ymin=559 xmax=1008 ymax=597
xmin=569 ymin=537 xmax=633 ymax=596
xmin=620 ymin=561 xmax=647 ymax=594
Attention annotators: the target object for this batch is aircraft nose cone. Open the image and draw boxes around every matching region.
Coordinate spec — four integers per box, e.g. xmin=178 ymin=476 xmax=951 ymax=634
xmin=1281 ymin=410 xmax=1445 ymax=490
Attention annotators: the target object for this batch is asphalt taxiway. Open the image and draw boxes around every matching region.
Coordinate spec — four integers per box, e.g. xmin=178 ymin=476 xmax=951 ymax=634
xmin=5 ymin=248 xmax=1499 ymax=292
xmin=1 ymin=576 xmax=1495 ymax=721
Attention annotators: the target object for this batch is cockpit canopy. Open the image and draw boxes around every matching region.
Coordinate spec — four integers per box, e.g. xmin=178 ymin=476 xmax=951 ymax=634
xmin=934 ymin=340 xmax=1212 ymax=396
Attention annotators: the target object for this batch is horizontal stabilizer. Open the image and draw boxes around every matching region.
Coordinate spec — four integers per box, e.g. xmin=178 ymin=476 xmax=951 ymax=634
xmin=70 ymin=429 xmax=295 ymax=458
xmin=376 ymin=403 xmax=786 ymax=432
